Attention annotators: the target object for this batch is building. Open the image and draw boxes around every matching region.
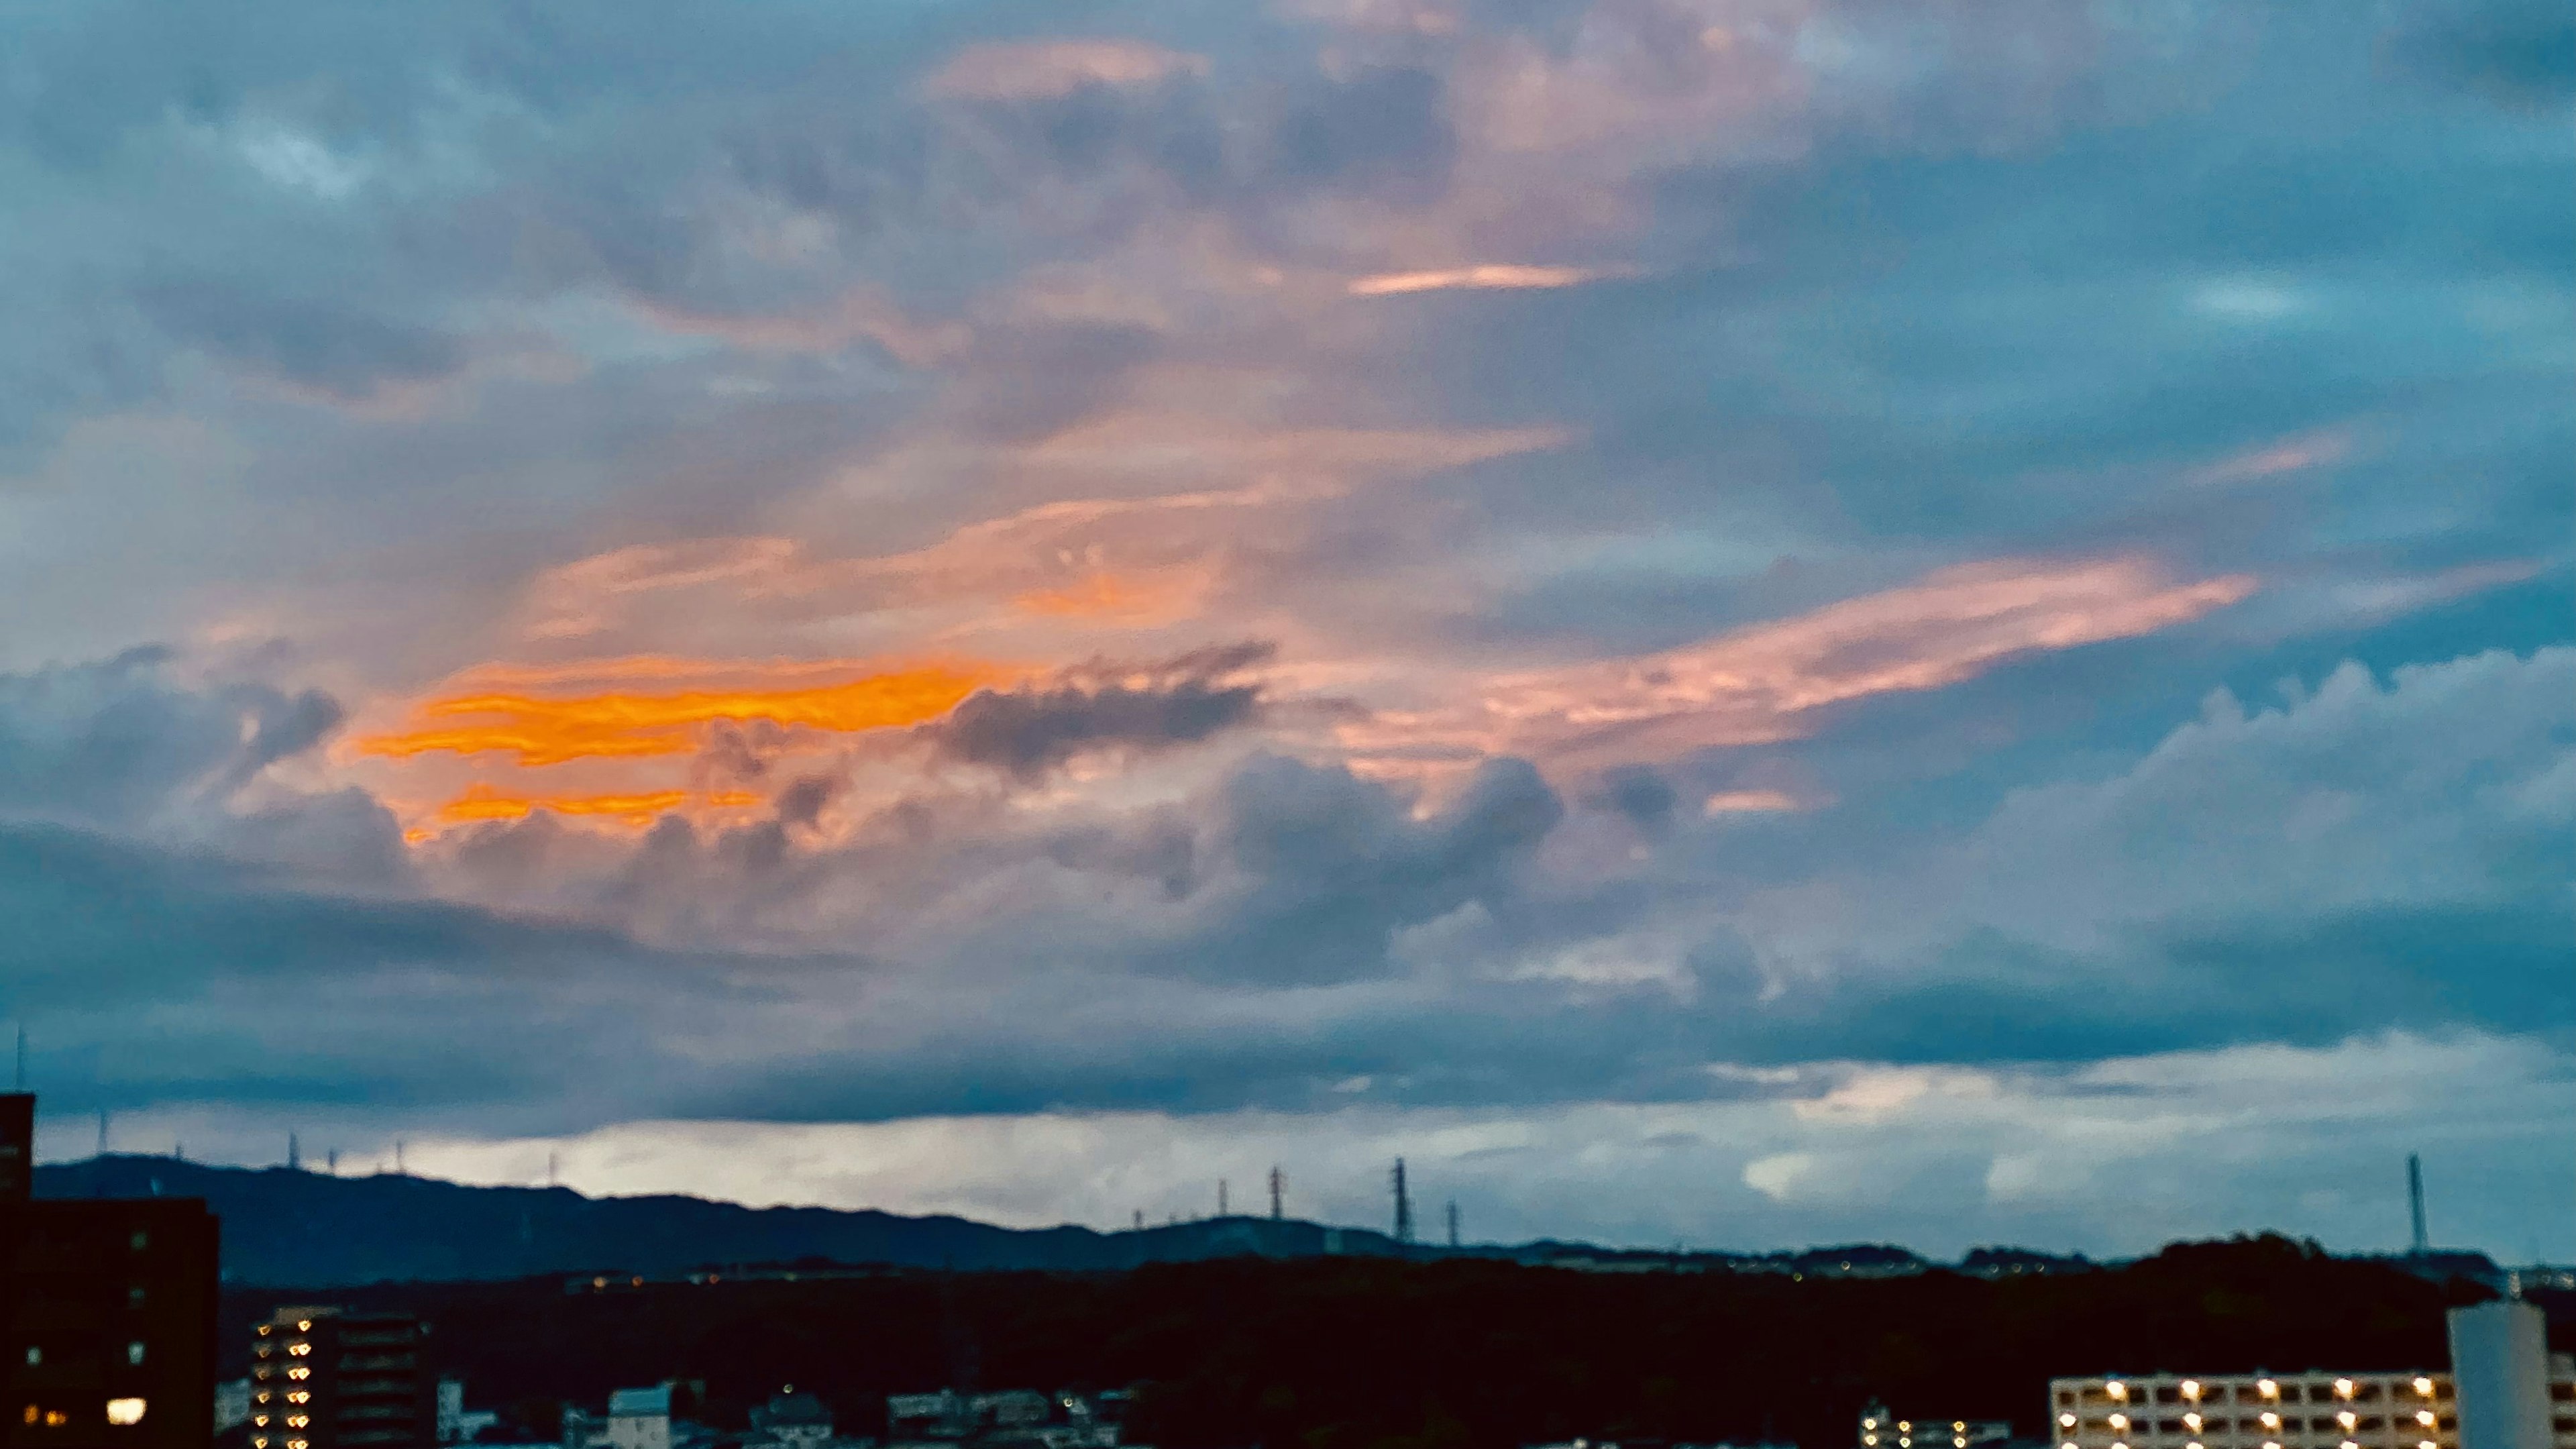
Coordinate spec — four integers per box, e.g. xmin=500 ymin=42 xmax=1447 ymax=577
xmin=0 ymin=1091 xmax=221 ymax=1449
xmin=604 ymin=1389 xmax=669 ymax=1449
xmin=745 ymin=1393 xmax=830 ymax=1449
xmin=2046 ymin=1359 xmax=2576 ymax=1449
xmin=1859 ymin=1402 xmax=2012 ymax=1449
xmin=219 ymin=1381 xmax=254 ymax=1436
xmin=2448 ymin=1302 xmax=2558 ymax=1449
xmin=250 ymin=1307 xmax=433 ymax=1449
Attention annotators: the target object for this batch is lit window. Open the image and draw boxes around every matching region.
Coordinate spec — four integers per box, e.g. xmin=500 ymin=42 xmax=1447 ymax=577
xmin=126 ymin=1344 xmax=144 ymax=1367
xmin=287 ymin=1416 xmax=309 ymax=1428
xmin=2111 ymin=1415 xmax=2130 ymax=1430
xmin=107 ymin=1400 xmax=146 ymax=1428
xmin=258 ymin=1328 xmax=272 ymax=1338
xmin=1867 ymin=1423 xmax=1880 ymax=1432
xmin=45 ymin=1410 xmax=69 ymax=1427
xmin=2109 ymin=1385 xmax=2129 ymax=1402
xmin=2061 ymin=1415 xmax=2078 ymax=1428
xmin=2417 ymin=1411 xmax=2437 ymax=1427
xmin=257 ymin=1394 xmax=272 ymax=1406
xmin=2414 ymin=1381 xmax=2435 ymax=1398
xmin=2261 ymin=1414 xmax=2281 ymax=1430
xmin=21 ymin=1349 xmax=34 ymax=1366
xmin=287 ymin=1394 xmax=310 ymax=1405
xmin=256 ymin=1417 xmax=270 ymax=1429
xmin=255 ymin=1440 xmax=270 ymax=1449
xmin=2183 ymin=1384 xmax=2202 ymax=1401
xmin=2334 ymin=1382 xmax=2353 ymax=1399
xmin=2339 ymin=1413 xmax=2357 ymax=1429
xmin=2259 ymin=1382 xmax=2278 ymax=1399
xmin=2185 ymin=1414 xmax=2202 ymax=1430
xmin=288 ymin=1344 xmax=311 ymax=1357
xmin=21 ymin=1407 xmax=36 ymax=1426
xmin=288 ymin=1368 xmax=309 ymax=1382
xmin=294 ymin=1322 xmax=311 ymax=1332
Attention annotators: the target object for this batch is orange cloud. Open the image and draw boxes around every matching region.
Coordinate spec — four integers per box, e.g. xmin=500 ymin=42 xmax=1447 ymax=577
xmin=1342 ymin=557 xmax=2257 ymax=771
xmin=421 ymin=785 xmax=767 ymax=832
xmin=359 ymin=659 xmax=1015 ymax=766
xmin=1348 ymin=264 xmax=1633 ymax=296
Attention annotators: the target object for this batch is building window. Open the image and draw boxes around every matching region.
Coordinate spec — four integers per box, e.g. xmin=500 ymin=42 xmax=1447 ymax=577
xmin=126 ymin=1344 xmax=144 ymax=1366
xmin=107 ymin=1401 xmax=146 ymax=1427
xmin=21 ymin=1349 xmax=36 ymax=1366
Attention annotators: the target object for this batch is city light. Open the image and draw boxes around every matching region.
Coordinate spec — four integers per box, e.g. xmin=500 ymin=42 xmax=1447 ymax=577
xmin=2414 ymin=1380 xmax=2436 ymax=1397
xmin=2418 ymin=1411 xmax=2437 ymax=1426
xmin=2061 ymin=1415 xmax=2078 ymax=1428
xmin=106 ymin=1399 xmax=146 ymax=1427
xmin=2108 ymin=1385 xmax=2128 ymax=1401
xmin=2335 ymin=1381 xmax=2355 ymax=1399
xmin=2182 ymin=1383 xmax=2202 ymax=1401
xmin=2259 ymin=1381 xmax=2279 ymax=1399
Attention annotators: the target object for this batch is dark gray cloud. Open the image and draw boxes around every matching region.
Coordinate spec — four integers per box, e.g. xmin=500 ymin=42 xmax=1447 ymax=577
xmin=928 ymin=643 xmax=1271 ymax=779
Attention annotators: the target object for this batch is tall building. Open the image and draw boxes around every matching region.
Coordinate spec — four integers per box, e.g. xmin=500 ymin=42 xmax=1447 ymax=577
xmin=0 ymin=1092 xmax=220 ymax=1449
xmin=250 ymin=1309 xmax=432 ymax=1449
xmin=2047 ymin=1365 xmax=2576 ymax=1449
xmin=2448 ymin=1302 xmax=2556 ymax=1449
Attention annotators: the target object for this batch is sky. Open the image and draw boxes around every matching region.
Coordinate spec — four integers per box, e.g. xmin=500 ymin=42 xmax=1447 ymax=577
xmin=1 ymin=0 xmax=2569 ymax=1261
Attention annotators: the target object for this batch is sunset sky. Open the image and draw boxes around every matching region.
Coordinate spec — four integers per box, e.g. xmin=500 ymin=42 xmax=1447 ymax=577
xmin=2 ymin=0 xmax=2569 ymax=1258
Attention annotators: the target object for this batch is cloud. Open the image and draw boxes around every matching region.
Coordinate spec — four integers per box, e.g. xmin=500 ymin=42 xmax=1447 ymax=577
xmin=356 ymin=659 xmax=1016 ymax=766
xmin=926 ymin=40 xmax=1210 ymax=103
xmin=1342 ymin=556 xmax=2255 ymax=773
xmin=1348 ymin=263 xmax=1633 ymax=295
xmin=393 ymin=1030 xmax=2574 ymax=1258
xmin=926 ymin=644 xmax=1271 ymax=780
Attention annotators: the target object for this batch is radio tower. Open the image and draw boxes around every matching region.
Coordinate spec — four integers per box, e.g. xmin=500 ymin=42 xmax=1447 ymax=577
xmin=2407 ymin=1153 xmax=2429 ymax=1254
xmin=1392 ymin=1159 xmax=1413 ymax=1244
xmin=1218 ymin=1179 xmax=1229 ymax=1217
xmin=1268 ymin=1165 xmax=1285 ymax=1220
xmin=1445 ymin=1199 xmax=1460 ymax=1248
xmin=288 ymin=1132 xmax=301 ymax=1171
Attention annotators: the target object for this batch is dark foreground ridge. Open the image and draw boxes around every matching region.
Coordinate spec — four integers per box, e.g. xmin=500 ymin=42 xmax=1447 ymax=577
xmin=216 ymin=1238 xmax=2550 ymax=1449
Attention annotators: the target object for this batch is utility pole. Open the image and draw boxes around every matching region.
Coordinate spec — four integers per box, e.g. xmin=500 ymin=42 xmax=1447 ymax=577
xmin=1446 ymin=1199 xmax=1460 ymax=1248
xmin=1269 ymin=1165 xmax=1285 ymax=1220
xmin=1218 ymin=1179 xmax=1229 ymax=1217
xmin=2408 ymin=1153 xmax=2429 ymax=1254
xmin=1392 ymin=1159 xmax=1413 ymax=1244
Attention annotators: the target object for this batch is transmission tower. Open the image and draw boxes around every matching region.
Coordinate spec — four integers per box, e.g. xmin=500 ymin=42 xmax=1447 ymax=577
xmin=1392 ymin=1158 xmax=1413 ymax=1244
xmin=1445 ymin=1199 xmax=1460 ymax=1248
xmin=1269 ymin=1165 xmax=1285 ymax=1220
xmin=288 ymin=1132 xmax=301 ymax=1171
xmin=2408 ymin=1153 xmax=2429 ymax=1254
xmin=1218 ymin=1179 xmax=1229 ymax=1217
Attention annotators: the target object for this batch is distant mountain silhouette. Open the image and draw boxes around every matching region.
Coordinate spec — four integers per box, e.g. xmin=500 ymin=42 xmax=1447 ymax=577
xmin=42 ymin=1155 xmax=2159 ymax=1290
xmin=38 ymin=1155 xmax=1429 ymax=1285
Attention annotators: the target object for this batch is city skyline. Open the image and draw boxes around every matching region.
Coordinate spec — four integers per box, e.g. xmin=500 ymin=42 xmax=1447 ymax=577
xmin=0 ymin=0 xmax=2568 ymax=1258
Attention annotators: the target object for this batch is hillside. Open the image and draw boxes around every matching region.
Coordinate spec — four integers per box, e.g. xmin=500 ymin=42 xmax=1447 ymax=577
xmin=39 ymin=1154 xmax=1414 ymax=1285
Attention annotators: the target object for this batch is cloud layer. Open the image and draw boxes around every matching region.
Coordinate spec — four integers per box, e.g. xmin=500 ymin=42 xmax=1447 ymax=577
xmin=0 ymin=0 xmax=2567 ymax=1257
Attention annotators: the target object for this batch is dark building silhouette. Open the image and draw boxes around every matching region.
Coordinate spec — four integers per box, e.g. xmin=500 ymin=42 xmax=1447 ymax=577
xmin=249 ymin=1309 xmax=430 ymax=1449
xmin=0 ymin=1092 xmax=221 ymax=1449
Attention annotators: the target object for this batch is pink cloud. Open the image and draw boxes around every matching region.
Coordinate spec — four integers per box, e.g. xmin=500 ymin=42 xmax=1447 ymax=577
xmin=1341 ymin=556 xmax=2258 ymax=773
xmin=925 ymin=40 xmax=1208 ymax=102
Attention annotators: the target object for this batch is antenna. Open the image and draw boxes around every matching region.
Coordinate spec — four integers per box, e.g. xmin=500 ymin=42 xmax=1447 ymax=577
xmin=288 ymin=1132 xmax=301 ymax=1171
xmin=1218 ymin=1179 xmax=1228 ymax=1217
xmin=96 ymin=1108 xmax=108 ymax=1157
xmin=1392 ymin=1159 xmax=1413 ymax=1244
xmin=2408 ymin=1153 xmax=2429 ymax=1255
xmin=394 ymin=1139 xmax=405 ymax=1175
xmin=1446 ymin=1199 xmax=1460 ymax=1248
xmin=325 ymin=1148 xmax=339 ymax=1175
xmin=1133 ymin=1210 xmax=1144 ymax=1231
xmin=1269 ymin=1165 xmax=1285 ymax=1220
